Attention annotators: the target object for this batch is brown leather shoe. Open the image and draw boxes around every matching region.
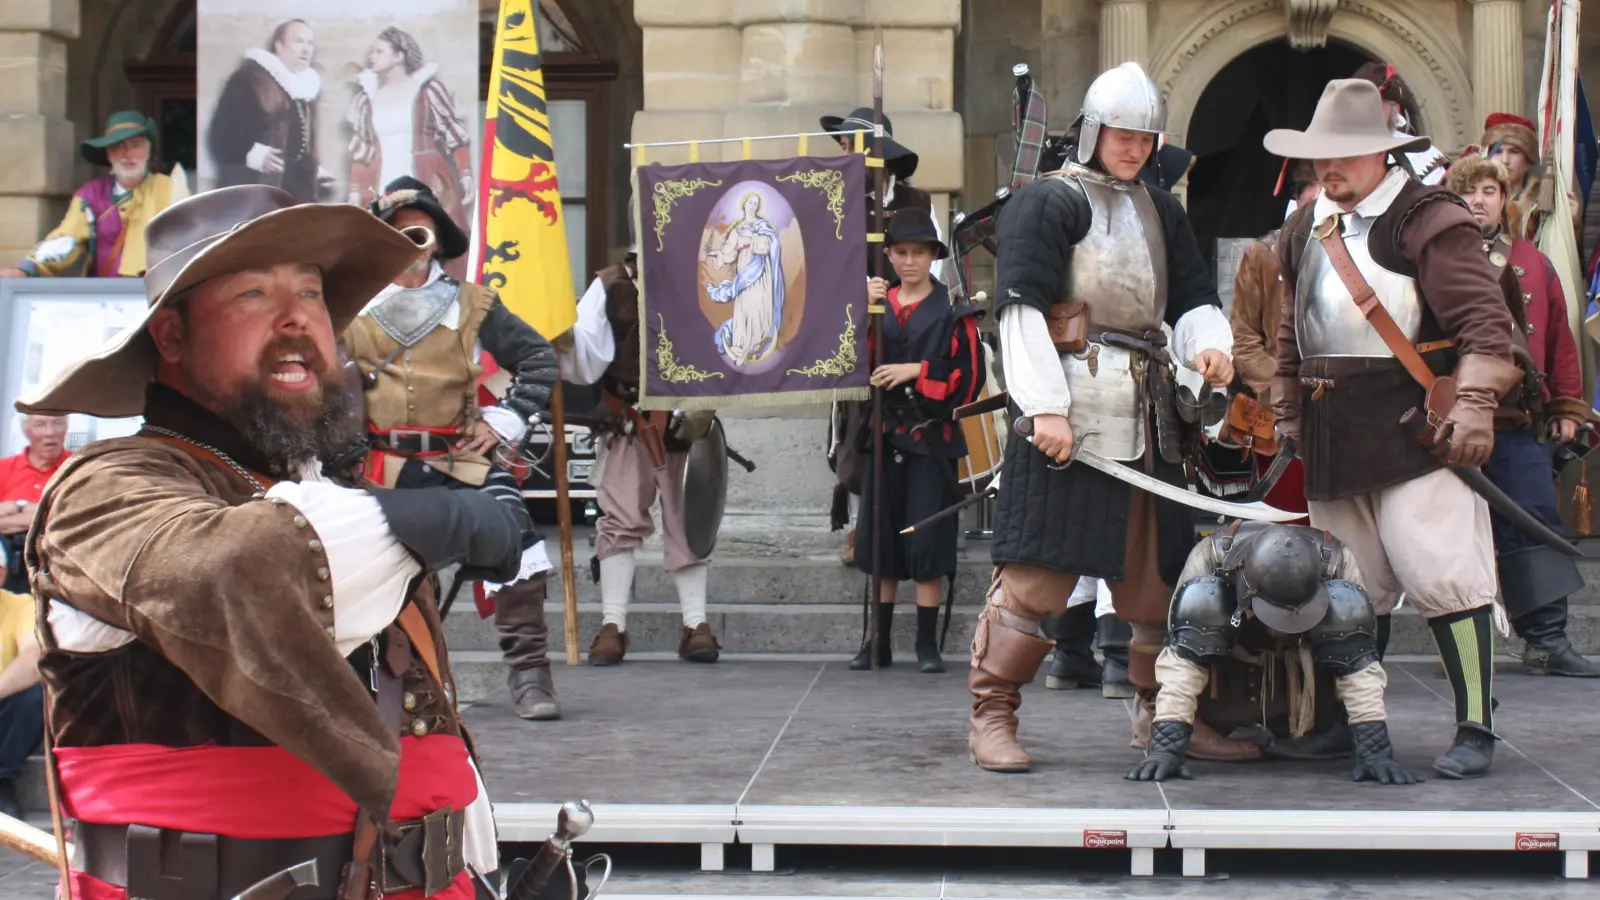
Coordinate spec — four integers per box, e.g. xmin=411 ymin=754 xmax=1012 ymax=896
xmin=1187 ymin=717 xmax=1263 ymax=761
xmin=588 ymin=623 xmax=628 ymax=666
xmin=968 ymin=613 xmax=1054 ymax=773
xmin=509 ymin=666 xmax=560 ymax=720
xmin=679 ymin=623 xmax=721 ymax=663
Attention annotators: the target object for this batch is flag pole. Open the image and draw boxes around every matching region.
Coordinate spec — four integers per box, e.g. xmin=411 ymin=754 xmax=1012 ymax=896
xmin=551 ymin=381 xmax=582 ymax=665
xmin=868 ymin=27 xmax=887 ymax=671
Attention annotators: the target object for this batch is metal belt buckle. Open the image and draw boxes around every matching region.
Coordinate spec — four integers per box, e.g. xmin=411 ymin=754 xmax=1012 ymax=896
xmin=387 ymin=428 xmax=428 ymax=452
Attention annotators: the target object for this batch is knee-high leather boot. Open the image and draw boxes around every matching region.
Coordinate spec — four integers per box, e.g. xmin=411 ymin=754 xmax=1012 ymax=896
xmin=968 ymin=609 xmax=1053 ymax=773
xmin=494 ymin=573 xmax=560 ymax=720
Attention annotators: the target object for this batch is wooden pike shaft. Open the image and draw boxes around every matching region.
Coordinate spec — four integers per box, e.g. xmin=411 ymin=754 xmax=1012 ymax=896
xmin=0 ymin=810 xmax=66 ymax=868
xmin=868 ymin=27 xmax=887 ymax=671
xmin=552 ymin=382 xmax=582 ymax=665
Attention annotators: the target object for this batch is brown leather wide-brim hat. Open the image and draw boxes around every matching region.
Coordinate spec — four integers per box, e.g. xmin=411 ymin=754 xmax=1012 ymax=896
xmin=1263 ymin=79 xmax=1431 ymax=161
xmin=17 ymin=185 xmax=429 ymax=419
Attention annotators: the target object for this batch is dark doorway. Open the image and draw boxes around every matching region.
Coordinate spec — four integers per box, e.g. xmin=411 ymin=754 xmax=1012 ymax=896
xmin=1184 ymin=40 xmax=1374 ymax=279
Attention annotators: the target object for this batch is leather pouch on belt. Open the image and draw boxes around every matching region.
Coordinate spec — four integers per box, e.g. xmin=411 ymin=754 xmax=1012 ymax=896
xmin=1219 ymin=393 xmax=1278 ymax=456
xmin=1047 ymin=301 xmax=1089 ymax=352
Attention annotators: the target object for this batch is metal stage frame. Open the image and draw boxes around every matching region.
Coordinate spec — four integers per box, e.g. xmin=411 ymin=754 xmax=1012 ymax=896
xmin=466 ymin=660 xmax=1600 ymax=881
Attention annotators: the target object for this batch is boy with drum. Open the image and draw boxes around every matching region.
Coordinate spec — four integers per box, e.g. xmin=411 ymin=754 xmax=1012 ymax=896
xmin=850 ymin=208 xmax=987 ymax=674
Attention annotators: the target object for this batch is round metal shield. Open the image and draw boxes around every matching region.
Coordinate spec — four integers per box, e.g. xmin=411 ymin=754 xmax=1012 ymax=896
xmin=681 ymin=416 xmax=729 ymax=560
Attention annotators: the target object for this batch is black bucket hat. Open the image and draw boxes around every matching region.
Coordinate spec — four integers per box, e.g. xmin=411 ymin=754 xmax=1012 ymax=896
xmin=369 ymin=176 xmax=470 ymax=261
xmin=884 ymin=208 xmax=949 ymax=259
xmin=821 ymin=108 xmax=919 ymax=180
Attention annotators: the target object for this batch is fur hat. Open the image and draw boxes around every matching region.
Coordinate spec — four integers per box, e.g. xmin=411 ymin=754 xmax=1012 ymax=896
xmin=1444 ymin=153 xmax=1524 ymax=234
xmin=1481 ymin=112 xmax=1539 ymax=166
xmin=1445 ymin=154 xmax=1511 ymax=197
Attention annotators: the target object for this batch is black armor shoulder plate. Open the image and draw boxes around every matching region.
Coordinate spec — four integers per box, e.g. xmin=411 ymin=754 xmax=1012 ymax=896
xmin=1168 ymin=575 xmax=1235 ymax=661
xmin=1306 ymin=579 xmax=1380 ymax=675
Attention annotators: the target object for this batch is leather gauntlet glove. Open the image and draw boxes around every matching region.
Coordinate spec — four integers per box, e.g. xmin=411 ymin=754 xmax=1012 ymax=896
xmin=1350 ymin=721 xmax=1422 ymax=786
xmin=1125 ymin=720 xmax=1194 ymax=782
xmin=1441 ymin=355 xmax=1524 ymax=468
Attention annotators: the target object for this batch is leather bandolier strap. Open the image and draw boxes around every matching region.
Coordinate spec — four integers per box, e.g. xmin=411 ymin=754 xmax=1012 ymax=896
xmin=600 ymin=390 xmax=668 ymax=470
xmin=1313 ymin=215 xmax=1459 ymax=451
xmin=1314 ymin=215 xmax=1437 ymax=390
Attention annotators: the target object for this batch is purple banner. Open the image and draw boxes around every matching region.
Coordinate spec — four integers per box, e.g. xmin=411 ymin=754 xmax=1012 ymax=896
xmin=636 ymin=155 xmax=869 ymax=410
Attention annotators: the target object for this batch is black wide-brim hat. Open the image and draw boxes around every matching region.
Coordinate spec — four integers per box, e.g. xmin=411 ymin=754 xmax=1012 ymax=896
xmin=370 ymin=176 xmax=470 ymax=261
xmin=884 ymin=208 xmax=949 ymax=260
xmin=821 ymin=107 xmax=919 ymax=180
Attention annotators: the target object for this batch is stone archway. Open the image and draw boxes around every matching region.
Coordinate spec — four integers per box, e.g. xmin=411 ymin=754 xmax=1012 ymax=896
xmin=1149 ymin=0 xmax=1474 ymax=153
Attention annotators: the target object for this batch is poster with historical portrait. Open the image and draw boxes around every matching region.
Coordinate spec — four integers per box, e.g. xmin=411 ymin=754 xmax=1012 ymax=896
xmin=635 ymin=156 xmax=870 ymax=410
xmin=196 ymin=0 xmax=478 ymax=227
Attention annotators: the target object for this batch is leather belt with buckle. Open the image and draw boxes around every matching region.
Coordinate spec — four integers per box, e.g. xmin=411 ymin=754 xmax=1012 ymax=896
xmin=77 ymin=808 xmax=467 ymax=899
xmin=377 ymin=429 xmax=456 ymax=456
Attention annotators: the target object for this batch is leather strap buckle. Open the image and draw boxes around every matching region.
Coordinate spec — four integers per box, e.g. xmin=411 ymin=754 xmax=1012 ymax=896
xmin=1313 ymin=214 xmax=1342 ymax=240
xmin=380 ymin=807 xmax=464 ymax=895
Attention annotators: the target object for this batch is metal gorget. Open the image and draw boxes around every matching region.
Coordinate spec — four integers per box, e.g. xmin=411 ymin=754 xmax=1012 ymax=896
xmin=367 ymin=278 xmax=460 ymax=348
xmin=1295 ymin=213 xmax=1421 ymax=358
xmin=1052 ymin=164 xmax=1167 ymax=333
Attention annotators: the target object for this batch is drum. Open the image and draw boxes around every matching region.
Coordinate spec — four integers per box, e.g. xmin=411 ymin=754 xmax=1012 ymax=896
xmin=957 ymin=346 xmax=1006 ymax=495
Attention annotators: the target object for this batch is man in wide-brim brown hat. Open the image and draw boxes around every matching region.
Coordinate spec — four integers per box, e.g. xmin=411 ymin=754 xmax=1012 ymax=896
xmin=20 ymin=185 xmax=529 ymax=893
xmin=1263 ymin=79 xmax=1525 ymax=780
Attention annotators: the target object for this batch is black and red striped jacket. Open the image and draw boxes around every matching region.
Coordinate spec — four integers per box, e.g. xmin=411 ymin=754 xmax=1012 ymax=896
xmin=861 ymin=280 xmax=986 ymax=459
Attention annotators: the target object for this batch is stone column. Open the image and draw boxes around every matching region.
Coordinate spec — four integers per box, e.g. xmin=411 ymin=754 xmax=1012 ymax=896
xmin=1470 ymin=0 xmax=1523 ymax=125
xmin=1098 ymin=0 xmax=1149 ymax=70
xmin=0 ymin=0 xmax=79 ymax=267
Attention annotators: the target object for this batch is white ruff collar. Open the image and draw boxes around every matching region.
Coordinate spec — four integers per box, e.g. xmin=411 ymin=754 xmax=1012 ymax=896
xmin=245 ymin=48 xmax=322 ymax=101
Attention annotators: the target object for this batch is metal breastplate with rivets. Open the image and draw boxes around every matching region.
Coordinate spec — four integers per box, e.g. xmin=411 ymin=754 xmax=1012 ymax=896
xmin=1049 ymin=165 xmax=1168 ymax=461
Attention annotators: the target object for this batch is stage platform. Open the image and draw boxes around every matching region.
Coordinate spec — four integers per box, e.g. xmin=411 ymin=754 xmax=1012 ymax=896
xmin=465 ymin=658 xmax=1600 ymax=881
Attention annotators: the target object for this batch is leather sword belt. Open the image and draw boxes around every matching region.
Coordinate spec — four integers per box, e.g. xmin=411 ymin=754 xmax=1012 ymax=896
xmin=370 ymin=426 xmax=460 ymax=456
xmin=76 ymin=807 xmax=466 ymax=899
xmin=1088 ymin=326 xmax=1170 ymax=362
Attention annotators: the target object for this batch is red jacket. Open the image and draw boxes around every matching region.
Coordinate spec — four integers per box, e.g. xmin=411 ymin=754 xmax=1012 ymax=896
xmin=1501 ymin=234 xmax=1588 ymax=424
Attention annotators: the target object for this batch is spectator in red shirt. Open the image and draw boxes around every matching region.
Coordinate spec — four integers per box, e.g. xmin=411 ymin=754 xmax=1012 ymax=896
xmin=0 ymin=414 xmax=68 ymax=591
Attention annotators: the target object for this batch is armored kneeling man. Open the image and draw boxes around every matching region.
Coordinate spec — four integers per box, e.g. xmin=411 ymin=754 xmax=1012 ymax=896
xmin=1127 ymin=523 xmax=1421 ymax=785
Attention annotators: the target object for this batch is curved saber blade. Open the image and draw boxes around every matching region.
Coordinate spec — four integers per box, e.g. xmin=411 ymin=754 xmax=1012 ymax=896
xmin=1073 ymin=446 xmax=1303 ymax=522
xmin=1012 ymin=415 xmax=1299 ymax=523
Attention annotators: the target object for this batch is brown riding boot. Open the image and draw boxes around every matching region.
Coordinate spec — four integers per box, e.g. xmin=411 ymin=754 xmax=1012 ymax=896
xmin=968 ymin=611 xmax=1054 ymax=773
xmin=1188 ymin=717 xmax=1263 ymax=761
xmin=588 ymin=623 xmax=629 ymax=666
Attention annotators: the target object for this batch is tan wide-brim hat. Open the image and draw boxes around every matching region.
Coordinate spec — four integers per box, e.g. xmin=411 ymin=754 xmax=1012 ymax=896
xmin=1263 ymin=78 xmax=1432 ymax=161
xmin=17 ymin=185 xmax=430 ymax=419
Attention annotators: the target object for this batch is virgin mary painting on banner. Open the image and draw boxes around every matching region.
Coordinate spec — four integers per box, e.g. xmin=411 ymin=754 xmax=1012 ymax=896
xmin=637 ymin=155 xmax=870 ymax=410
xmin=705 ymin=190 xmax=786 ymax=365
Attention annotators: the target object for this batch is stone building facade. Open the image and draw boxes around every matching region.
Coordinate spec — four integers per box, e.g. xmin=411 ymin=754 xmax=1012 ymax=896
xmin=0 ymin=0 xmax=1595 ymax=552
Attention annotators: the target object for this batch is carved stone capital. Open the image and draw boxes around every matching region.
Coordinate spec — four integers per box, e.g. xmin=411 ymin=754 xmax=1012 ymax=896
xmin=1286 ymin=0 xmax=1338 ymax=50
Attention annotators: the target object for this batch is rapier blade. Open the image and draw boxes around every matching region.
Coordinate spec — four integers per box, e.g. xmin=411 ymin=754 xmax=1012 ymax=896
xmin=1074 ymin=447 xmax=1302 ymax=522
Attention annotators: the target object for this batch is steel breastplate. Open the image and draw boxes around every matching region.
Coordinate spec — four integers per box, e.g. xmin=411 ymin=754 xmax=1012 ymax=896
xmin=367 ymin=278 xmax=460 ymax=348
xmin=1060 ymin=342 xmax=1145 ymax=462
xmin=1295 ymin=215 xmax=1421 ymax=358
xmin=1054 ymin=165 xmax=1167 ymax=332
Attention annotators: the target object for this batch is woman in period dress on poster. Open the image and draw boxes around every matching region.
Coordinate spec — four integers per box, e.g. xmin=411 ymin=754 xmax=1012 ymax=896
xmin=705 ymin=192 xmax=786 ymax=365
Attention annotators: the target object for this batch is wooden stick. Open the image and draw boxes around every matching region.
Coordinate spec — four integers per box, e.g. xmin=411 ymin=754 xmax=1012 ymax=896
xmin=868 ymin=26 xmax=887 ymax=671
xmin=552 ymin=382 xmax=582 ymax=665
xmin=0 ymin=810 xmax=66 ymax=869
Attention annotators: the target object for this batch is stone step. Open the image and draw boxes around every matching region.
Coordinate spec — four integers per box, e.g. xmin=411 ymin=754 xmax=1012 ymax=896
xmin=446 ymin=600 xmax=1600 ymax=682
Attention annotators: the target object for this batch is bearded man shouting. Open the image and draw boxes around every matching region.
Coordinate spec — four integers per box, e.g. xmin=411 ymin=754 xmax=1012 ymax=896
xmin=18 ymin=185 xmax=526 ymax=898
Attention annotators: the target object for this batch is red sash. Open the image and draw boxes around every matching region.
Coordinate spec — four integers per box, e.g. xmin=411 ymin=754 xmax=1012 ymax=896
xmin=56 ymin=735 xmax=478 ymax=900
